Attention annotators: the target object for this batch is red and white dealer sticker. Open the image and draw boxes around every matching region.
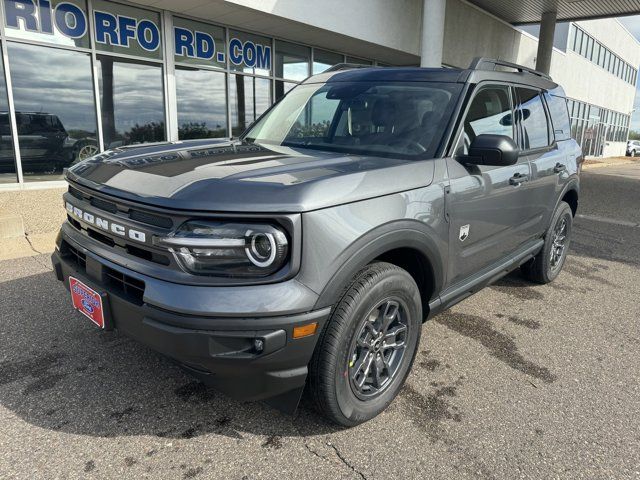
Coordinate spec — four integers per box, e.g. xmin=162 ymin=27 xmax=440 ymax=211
xmin=69 ymin=277 xmax=105 ymax=329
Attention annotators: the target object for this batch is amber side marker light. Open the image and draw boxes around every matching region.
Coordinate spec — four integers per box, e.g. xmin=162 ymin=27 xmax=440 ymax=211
xmin=292 ymin=322 xmax=318 ymax=339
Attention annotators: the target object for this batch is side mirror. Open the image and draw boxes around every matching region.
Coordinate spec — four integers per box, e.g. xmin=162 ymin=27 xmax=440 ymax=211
xmin=463 ymin=134 xmax=519 ymax=166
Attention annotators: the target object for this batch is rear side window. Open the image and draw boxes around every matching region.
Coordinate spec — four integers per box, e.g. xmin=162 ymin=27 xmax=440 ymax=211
xmin=544 ymin=93 xmax=571 ymax=141
xmin=515 ymin=88 xmax=550 ymax=150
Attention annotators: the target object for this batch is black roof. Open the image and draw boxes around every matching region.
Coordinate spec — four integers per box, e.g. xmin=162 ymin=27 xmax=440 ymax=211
xmin=303 ymin=57 xmax=559 ymax=92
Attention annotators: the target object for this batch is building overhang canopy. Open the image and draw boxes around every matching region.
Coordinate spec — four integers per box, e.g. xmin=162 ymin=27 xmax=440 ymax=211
xmin=467 ymin=0 xmax=640 ymax=25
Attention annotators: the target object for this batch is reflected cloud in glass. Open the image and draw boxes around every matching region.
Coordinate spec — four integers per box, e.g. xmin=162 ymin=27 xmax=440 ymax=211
xmin=7 ymin=42 xmax=96 ymax=181
xmin=176 ymin=67 xmax=228 ymax=139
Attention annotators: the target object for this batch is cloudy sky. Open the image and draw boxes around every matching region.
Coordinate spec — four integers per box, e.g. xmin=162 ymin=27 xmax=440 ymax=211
xmin=617 ymin=16 xmax=640 ymax=131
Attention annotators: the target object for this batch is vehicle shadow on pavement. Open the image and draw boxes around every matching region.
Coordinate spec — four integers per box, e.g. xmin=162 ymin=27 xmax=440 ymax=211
xmin=0 ymin=270 xmax=340 ymax=440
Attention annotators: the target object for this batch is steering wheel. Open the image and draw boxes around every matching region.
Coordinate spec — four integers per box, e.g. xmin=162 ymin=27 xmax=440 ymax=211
xmin=388 ymin=138 xmax=427 ymax=154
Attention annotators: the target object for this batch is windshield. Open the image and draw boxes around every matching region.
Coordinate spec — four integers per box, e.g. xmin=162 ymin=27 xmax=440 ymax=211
xmin=243 ymin=81 xmax=462 ymax=158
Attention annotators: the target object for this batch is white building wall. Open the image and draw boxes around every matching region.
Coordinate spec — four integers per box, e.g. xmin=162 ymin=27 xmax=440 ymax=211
xmin=225 ymin=0 xmax=423 ymax=56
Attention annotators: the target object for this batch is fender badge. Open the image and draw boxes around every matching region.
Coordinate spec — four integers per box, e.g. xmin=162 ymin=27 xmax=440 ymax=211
xmin=459 ymin=224 xmax=470 ymax=242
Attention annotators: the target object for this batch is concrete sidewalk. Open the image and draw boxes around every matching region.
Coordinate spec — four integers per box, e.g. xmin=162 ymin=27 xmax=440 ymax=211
xmin=582 ymin=155 xmax=639 ymax=170
xmin=0 ymin=187 xmax=65 ymax=261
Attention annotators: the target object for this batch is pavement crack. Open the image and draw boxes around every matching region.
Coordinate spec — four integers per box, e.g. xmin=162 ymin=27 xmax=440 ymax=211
xmin=24 ymin=234 xmax=53 ymax=271
xmin=303 ymin=442 xmax=327 ymax=460
xmin=327 ymin=443 xmax=367 ymax=480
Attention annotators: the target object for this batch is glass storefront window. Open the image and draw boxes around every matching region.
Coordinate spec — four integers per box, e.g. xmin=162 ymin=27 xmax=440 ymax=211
xmin=229 ymin=30 xmax=271 ymax=76
xmin=0 ymin=46 xmax=16 ymax=184
xmin=176 ymin=67 xmax=227 ymax=139
xmin=229 ymin=74 xmax=270 ymax=137
xmin=313 ymin=49 xmax=343 ymax=74
xmin=275 ymin=80 xmax=296 ymax=101
xmin=8 ymin=42 xmax=96 ymax=181
xmin=97 ymin=55 xmax=165 ymax=148
xmin=346 ymin=56 xmax=372 ymax=65
xmin=3 ymin=0 xmax=91 ymax=49
xmin=173 ymin=17 xmax=225 ymax=70
xmin=93 ymin=0 xmax=162 ymax=60
xmin=274 ymin=40 xmax=310 ymax=81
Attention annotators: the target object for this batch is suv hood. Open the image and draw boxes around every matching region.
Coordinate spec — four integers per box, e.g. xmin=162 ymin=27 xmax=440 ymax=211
xmin=67 ymin=139 xmax=436 ymax=213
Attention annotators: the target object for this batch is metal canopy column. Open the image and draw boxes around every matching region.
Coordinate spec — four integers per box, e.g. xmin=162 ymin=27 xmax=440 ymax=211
xmin=420 ymin=0 xmax=446 ymax=67
xmin=535 ymin=10 xmax=557 ymax=74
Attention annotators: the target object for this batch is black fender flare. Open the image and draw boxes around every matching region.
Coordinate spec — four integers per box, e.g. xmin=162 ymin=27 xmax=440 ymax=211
xmin=554 ymin=177 xmax=580 ymax=217
xmin=313 ymin=220 xmax=445 ymax=312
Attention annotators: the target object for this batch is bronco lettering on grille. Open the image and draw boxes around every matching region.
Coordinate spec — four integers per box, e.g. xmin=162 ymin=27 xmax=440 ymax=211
xmin=66 ymin=201 xmax=147 ymax=243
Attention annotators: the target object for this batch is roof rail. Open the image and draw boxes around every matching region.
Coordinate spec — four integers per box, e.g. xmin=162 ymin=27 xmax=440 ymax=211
xmin=468 ymin=57 xmax=552 ymax=80
xmin=322 ymin=63 xmax=377 ymax=73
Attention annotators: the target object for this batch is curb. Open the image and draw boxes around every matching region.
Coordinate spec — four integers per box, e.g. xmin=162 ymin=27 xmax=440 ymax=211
xmin=0 ymin=231 xmax=58 ymax=261
xmin=582 ymin=160 xmax=637 ymax=170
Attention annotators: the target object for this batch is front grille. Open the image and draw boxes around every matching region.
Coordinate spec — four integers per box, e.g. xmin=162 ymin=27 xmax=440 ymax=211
xmin=90 ymin=197 xmax=118 ymax=214
xmin=68 ymin=186 xmax=85 ymax=201
xmin=68 ymin=185 xmax=173 ymax=229
xmin=62 ymin=242 xmax=86 ymax=271
xmin=87 ymin=228 xmax=115 ymax=247
xmin=61 ymin=240 xmax=146 ymax=305
xmin=129 ymin=210 xmax=173 ymax=229
xmin=104 ymin=266 xmax=145 ymax=304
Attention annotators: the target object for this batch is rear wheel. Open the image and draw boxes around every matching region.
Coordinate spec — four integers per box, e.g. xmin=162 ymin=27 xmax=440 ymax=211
xmin=521 ymin=201 xmax=572 ymax=284
xmin=308 ymin=262 xmax=422 ymax=427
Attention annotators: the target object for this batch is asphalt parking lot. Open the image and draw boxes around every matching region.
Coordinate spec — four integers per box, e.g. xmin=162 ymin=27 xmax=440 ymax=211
xmin=1 ymin=163 xmax=639 ymax=479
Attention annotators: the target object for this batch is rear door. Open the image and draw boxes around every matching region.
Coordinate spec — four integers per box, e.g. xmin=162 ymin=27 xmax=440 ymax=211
xmin=445 ymin=83 xmax=533 ymax=287
xmin=516 ymin=87 xmax=572 ymax=235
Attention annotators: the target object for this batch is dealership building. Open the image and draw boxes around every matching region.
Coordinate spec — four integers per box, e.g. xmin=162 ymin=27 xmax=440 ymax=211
xmin=1 ymin=0 xmax=640 ymax=189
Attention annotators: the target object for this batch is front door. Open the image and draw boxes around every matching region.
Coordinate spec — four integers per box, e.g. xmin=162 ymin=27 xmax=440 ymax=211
xmin=445 ymin=84 xmax=534 ymax=288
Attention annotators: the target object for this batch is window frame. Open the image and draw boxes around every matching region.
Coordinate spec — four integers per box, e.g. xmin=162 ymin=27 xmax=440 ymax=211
xmin=452 ymin=81 xmax=518 ymax=159
xmin=513 ymin=85 xmax=554 ymax=154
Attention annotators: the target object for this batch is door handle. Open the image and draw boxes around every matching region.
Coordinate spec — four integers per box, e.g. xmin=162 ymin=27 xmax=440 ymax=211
xmin=509 ymin=173 xmax=529 ymax=186
xmin=553 ymin=163 xmax=566 ymax=174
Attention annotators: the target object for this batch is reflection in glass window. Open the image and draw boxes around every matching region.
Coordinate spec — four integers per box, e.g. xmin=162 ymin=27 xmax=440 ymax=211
xmin=173 ymin=17 xmax=225 ymax=70
xmin=229 ymin=30 xmax=271 ymax=76
xmin=229 ymin=74 xmax=271 ymax=137
xmin=274 ymin=41 xmax=309 ymax=81
xmin=93 ymin=0 xmax=162 ymax=60
xmin=245 ymin=82 xmax=460 ymax=158
xmin=464 ymin=86 xmax=513 ymax=143
xmin=346 ymin=56 xmax=372 ymax=65
xmin=4 ymin=0 xmax=91 ymax=49
xmin=8 ymin=42 xmax=96 ymax=181
xmin=516 ymin=88 xmax=550 ymax=150
xmin=0 ymin=49 xmax=16 ymax=184
xmin=97 ymin=55 xmax=165 ymax=148
xmin=275 ymin=80 xmax=296 ymax=101
xmin=544 ymin=93 xmax=571 ymax=141
xmin=176 ymin=67 xmax=227 ymax=139
xmin=313 ymin=50 xmax=344 ymax=74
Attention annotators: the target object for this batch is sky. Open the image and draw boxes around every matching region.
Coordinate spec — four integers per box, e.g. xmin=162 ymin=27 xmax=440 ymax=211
xmin=617 ymin=16 xmax=640 ymax=131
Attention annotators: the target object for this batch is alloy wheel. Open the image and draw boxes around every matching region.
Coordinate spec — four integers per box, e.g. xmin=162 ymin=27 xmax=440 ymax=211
xmin=348 ymin=298 xmax=409 ymax=400
xmin=549 ymin=217 xmax=568 ymax=270
xmin=77 ymin=144 xmax=99 ymax=161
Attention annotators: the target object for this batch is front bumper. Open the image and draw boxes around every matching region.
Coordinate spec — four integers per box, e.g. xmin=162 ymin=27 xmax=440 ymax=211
xmin=51 ymin=231 xmax=330 ymax=406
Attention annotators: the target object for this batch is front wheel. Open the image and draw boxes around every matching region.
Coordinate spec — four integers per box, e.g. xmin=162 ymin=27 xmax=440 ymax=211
xmin=521 ymin=201 xmax=573 ymax=284
xmin=308 ymin=262 xmax=422 ymax=427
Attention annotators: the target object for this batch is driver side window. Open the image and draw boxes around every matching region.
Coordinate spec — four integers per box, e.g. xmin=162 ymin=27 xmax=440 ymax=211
xmin=456 ymin=85 xmax=514 ymax=155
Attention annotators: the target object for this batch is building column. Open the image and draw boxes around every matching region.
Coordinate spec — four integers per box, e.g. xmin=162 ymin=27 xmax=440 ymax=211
xmin=535 ymin=10 xmax=557 ymax=74
xmin=420 ymin=0 xmax=446 ymax=67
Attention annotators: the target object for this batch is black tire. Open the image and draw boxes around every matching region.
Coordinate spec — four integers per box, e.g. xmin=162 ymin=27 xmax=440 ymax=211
xmin=308 ymin=262 xmax=422 ymax=427
xmin=521 ymin=201 xmax=573 ymax=284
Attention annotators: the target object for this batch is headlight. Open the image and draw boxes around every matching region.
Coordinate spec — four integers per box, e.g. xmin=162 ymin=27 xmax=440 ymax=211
xmin=157 ymin=221 xmax=289 ymax=277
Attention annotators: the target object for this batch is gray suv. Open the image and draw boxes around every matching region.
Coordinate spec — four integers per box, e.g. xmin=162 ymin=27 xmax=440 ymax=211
xmin=51 ymin=58 xmax=582 ymax=426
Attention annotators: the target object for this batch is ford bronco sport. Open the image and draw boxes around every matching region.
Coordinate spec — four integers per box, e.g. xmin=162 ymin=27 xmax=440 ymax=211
xmin=52 ymin=58 xmax=581 ymax=426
